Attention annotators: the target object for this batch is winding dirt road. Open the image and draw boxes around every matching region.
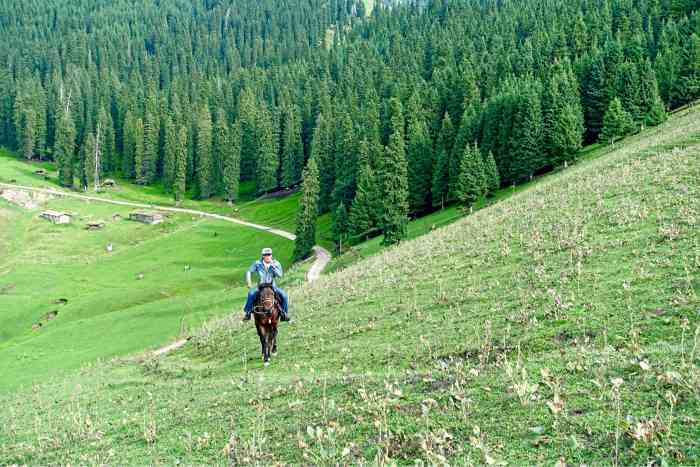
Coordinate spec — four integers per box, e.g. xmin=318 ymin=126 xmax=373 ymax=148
xmin=0 ymin=182 xmax=331 ymax=356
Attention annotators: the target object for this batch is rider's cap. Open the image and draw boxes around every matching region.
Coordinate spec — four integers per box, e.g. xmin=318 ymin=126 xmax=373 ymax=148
xmin=261 ymin=247 xmax=273 ymax=256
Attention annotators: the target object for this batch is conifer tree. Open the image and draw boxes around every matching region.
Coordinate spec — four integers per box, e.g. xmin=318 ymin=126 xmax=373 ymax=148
xmin=255 ymin=107 xmax=279 ymax=194
xmin=140 ymin=111 xmax=158 ymax=184
xmin=212 ymin=108 xmax=229 ymax=195
xmin=55 ymin=108 xmax=76 ymax=188
xmin=455 ymin=142 xmax=486 ymax=208
xmin=13 ymin=85 xmax=37 ymax=160
xmin=97 ymin=108 xmax=115 ymax=173
xmin=543 ymin=62 xmax=584 ymax=165
xmin=222 ymin=120 xmax=242 ymax=202
xmin=196 ymin=106 xmax=214 ymax=199
xmin=332 ymin=201 xmax=349 ymax=252
xmin=80 ymin=131 xmax=97 ymax=190
xmin=174 ymin=125 xmax=188 ymax=206
xmin=280 ymin=105 xmax=304 ymax=188
xmin=432 ymin=112 xmax=454 ymax=208
xmin=132 ymin=118 xmax=145 ymax=183
xmin=121 ymin=111 xmax=136 ymax=179
xmin=483 ymin=150 xmax=500 ymax=195
xmin=638 ymin=59 xmax=667 ymax=127
xmin=406 ymin=102 xmax=432 ymax=211
xmin=600 ymin=98 xmax=633 ymax=145
xmin=381 ymin=98 xmax=409 ymax=246
xmin=162 ymin=115 xmax=177 ymax=191
xmin=293 ymin=157 xmax=320 ymax=261
xmin=348 ymin=140 xmax=378 ymax=238
xmin=681 ymin=33 xmax=700 ymax=102
xmin=239 ymin=88 xmax=259 ymax=180
xmin=581 ymin=54 xmax=608 ymax=143
xmin=332 ymin=112 xmax=357 ymax=209
xmin=311 ymin=113 xmax=335 ymax=212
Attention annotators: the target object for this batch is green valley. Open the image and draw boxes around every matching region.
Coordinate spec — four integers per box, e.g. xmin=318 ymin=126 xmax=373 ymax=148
xmin=1 ymin=97 xmax=698 ymax=466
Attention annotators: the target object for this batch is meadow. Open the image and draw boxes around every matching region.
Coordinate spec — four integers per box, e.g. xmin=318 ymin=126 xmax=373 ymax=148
xmin=0 ymin=104 xmax=697 ymax=464
xmin=0 ymin=192 xmax=292 ymax=393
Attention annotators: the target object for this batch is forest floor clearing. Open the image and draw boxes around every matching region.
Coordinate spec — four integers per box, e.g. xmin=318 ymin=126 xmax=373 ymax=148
xmin=1 ymin=102 xmax=698 ymax=465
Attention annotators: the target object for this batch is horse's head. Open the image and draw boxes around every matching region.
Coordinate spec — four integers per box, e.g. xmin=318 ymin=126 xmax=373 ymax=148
xmin=258 ymin=283 xmax=276 ymax=312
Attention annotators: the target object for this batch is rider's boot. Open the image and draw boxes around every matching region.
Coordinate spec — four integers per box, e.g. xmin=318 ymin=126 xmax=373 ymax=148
xmin=280 ymin=310 xmax=290 ymax=322
xmin=242 ymin=310 xmax=251 ymax=321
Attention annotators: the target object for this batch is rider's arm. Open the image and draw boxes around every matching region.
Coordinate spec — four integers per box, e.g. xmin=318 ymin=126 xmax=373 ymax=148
xmin=271 ymin=260 xmax=283 ymax=278
xmin=246 ymin=262 xmax=257 ymax=288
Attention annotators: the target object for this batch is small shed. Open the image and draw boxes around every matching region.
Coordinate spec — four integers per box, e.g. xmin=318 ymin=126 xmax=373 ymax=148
xmin=34 ymin=168 xmax=48 ymax=176
xmin=129 ymin=211 xmax=163 ymax=225
xmin=101 ymin=179 xmax=117 ymax=188
xmin=40 ymin=210 xmax=71 ymax=224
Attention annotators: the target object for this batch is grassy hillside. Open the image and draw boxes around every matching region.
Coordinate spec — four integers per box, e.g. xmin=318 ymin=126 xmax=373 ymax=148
xmin=1 ymin=107 xmax=699 ymax=464
xmin=0 ymin=151 xmax=334 ymax=250
xmin=0 ymin=192 xmax=293 ymax=393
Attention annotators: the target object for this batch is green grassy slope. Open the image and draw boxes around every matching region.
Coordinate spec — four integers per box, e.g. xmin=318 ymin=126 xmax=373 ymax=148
xmin=0 ymin=151 xmax=334 ymax=249
xmin=1 ymin=107 xmax=699 ymax=465
xmin=0 ymin=195 xmax=292 ymax=393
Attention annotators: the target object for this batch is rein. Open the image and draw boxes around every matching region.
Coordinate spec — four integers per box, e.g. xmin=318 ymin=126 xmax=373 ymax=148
xmin=253 ymin=293 xmax=276 ymax=316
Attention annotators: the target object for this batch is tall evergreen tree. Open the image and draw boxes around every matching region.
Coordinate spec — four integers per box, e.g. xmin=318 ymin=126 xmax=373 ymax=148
xmin=162 ymin=115 xmax=177 ymax=191
xmin=381 ymin=98 xmax=409 ymax=245
xmin=256 ymin=107 xmax=279 ymax=194
xmin=600 ymin=97 xmax=633 ymax=145
xmin=406 ymin=99 xmax=433 ymax=211
xmin=55 ymin=108 xmax=76 ymax=188
xmin=80 ymin=131 xmax=97 ymax=190
xmin=483 ymin=150 xmax=500 ymax=195
xmin=140 ymin=112 xmax=158 ymax=184
xmin=196 ymin=106 xmax=214 ymax=199
xmin=331 ymin=112 xmax=357 ymax=209
xmin=543 ymin=61 xmax=584 ymax=165
xmin=581 ymin=54 xmax=608 ymax=143
xmin=332 ymin=201 xmax=349 ymax=252
xmin=280 ymin=105 xmax=304 ymax=189
xmin=455 ymin=142 xmax=486 ymax=208
xmin=97 ymin=108 xmax=116 ymax=173
xmin=348 ymin=140 xmax=379 ymax=238
xmin=132 ymin=118 xmax=145 ymax=184
xmin=222 ymin=120 xmax=242 ymax=202
xmin=239 ymin=88 xmax=259 ymax=180
xmin=293 ymin=157 xmax=320 ymax=261
xmin=174 ymin=125 xmax=188 ymax=206
xmin=311 ymin=113 xmax=335 ymax=212
xmin=212 ymin=108 xmax=229 ymax=195
xmin=431 ymin=112 xmax=454 ymax=208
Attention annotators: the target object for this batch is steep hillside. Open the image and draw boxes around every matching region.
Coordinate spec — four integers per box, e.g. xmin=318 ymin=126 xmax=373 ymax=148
xmin=1 ymin=108 xmax=698 ymax=464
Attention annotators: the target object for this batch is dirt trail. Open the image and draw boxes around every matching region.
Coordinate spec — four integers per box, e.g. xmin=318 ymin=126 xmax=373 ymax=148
xmin=307 ymin=245 xmax=331 ymax=283
xmin=0 ymin=182 xmax=331 ymax=356
xmin=0 ymin=182 xmax=295 ymax=239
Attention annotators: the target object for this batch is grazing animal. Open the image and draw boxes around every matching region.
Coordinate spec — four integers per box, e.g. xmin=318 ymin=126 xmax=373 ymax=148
xmin=252 ymin=283 xmax=279 ymax=366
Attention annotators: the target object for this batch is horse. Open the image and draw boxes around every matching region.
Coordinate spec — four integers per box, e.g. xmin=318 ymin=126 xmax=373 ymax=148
xmin=252 ymin=283 xmax=279 ymax=366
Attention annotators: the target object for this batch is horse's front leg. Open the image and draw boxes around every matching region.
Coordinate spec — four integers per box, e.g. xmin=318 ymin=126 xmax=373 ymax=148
xmin=257 ymin=325 xmax=268 ymax=364
xmin=271 ymin=326 xmax=278 ymax=356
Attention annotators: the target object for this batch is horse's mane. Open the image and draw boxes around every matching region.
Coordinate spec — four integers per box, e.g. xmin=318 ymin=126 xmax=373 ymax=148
xmin=258 ymin=282 xmax=274 ymax=292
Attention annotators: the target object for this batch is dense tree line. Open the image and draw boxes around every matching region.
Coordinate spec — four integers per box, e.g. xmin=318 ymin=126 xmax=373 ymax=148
xmin=1 ymin=0 xmax=699 ymax=248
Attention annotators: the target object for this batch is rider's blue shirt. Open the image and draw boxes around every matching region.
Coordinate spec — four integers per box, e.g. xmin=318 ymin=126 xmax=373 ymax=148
xmin=247 ymin=260 xmax=283 ymax=286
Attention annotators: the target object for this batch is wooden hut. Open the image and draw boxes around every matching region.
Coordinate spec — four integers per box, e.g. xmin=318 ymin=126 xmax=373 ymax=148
xmin=129 ymin=211 xmax=163 ymax=225
xmin=40 ymin=210 xmax=71 ymax=224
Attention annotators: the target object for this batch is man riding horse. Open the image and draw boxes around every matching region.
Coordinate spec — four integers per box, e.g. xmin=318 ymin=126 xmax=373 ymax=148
xmin=243 ymin=247 xmax=290 ymax=322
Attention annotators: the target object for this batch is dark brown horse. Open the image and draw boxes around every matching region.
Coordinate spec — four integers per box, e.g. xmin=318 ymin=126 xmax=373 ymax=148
xmin=252 ymin=283 xmax=279 ymax=366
